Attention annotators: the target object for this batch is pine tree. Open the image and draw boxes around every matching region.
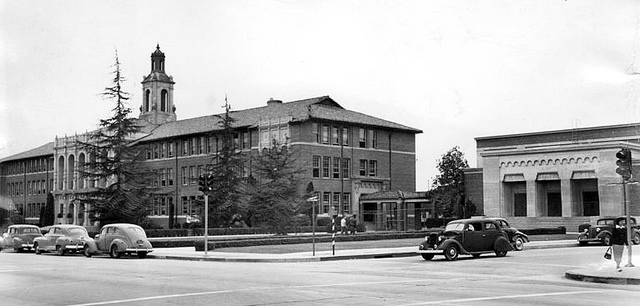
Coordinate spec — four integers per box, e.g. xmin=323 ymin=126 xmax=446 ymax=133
xmin=204 ymin=99 xmax=245 ymax=227
xmin=243 ymin=139 xmax=305 ymax=234
xmin=78 ymin=51 xmax=154 ymax=225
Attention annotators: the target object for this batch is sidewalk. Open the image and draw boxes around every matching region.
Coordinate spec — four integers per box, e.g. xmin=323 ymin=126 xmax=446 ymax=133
xmin=148 ymin=238 xmax=640 ymax=285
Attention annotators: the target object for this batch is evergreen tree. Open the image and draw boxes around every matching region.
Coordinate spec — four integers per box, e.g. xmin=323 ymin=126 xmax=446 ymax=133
xmin=204 ymin=99 xmax=245 ymax=227
xmin=431 ymin=146 xmax=476 ymax=218
xmin=243 ymin=139 xmax=305 ymax=234
xmin=78 ymin=51 xmax=154 ymax=225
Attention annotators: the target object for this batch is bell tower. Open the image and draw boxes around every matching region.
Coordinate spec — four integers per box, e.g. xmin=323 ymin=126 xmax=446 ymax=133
xmin=139 ymin=44 xmax=176 ymax=125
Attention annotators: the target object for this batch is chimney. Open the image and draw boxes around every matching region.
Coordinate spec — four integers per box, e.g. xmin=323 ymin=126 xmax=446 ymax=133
xmin=267 ymin=98 xmax=283 ymax=105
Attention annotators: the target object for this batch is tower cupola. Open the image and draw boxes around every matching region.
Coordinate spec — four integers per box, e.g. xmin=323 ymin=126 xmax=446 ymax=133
xmin=139 ymin=44 xmax=176 ymax=125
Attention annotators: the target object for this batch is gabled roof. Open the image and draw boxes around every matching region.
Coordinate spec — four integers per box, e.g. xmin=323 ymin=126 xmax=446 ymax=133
xmin=0 ymin=142 xmax=54 ymax=163
xmin=141 ymin=96 xmax=422 ymax=142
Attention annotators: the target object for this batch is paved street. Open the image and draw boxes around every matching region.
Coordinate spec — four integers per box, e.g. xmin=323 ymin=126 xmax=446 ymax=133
xmin=1 ymin=246 xmax=639 ymax=306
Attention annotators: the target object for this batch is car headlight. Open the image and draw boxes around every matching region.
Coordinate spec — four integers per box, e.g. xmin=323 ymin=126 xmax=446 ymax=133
xmin=596 ymin=228 xmax=601 ymax=233
xmin=583 ymin=228 xmax=589 ymax=233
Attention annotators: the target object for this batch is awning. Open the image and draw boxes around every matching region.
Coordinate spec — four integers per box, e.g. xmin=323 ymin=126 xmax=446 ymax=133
xmin=536 ymin=172 xmax=560 ymax=181
xmin=503 ymin=173 xmax=525 ymax=182
xmin=571 ymin=170 xmax=597 ymax=180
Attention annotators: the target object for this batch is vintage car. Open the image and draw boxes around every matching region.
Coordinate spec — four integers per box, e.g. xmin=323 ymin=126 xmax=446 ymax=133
xmin=0 ymin=224 xmax=43 ymax=252
xmin=490 ymin=218 xmax=530 ymax=251
xmin=577 ymin=216 xmax=640 ymax=246
xmin=83 ymin=223 xmax=153 ymax=258
xmin=33 ymin=225 xmax=90 ymax=255
xmin=417 ymin=218 xmax=513 ymax=261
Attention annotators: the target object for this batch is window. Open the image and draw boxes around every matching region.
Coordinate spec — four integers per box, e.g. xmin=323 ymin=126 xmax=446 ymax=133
xmin=168 ymin=168 xmax=174 ymax=186
xmin=161 ymin=143 xmax=166 ymax=158
xmin=342 ymin=193 xmax=351 ymax=214
xmin=312 ymin=156 xmax=321 ymax=178
xmin=261 ymin=130 xmax=269 ymax=148
xmin=369 ymin=130 xmax=377 ymax=148
xmin=161 ymin=89 xmax=168 ymax=112
xmin=342 ymin=127 xmax=349 ymax=146
xmin=279 ymin=127 xmax=289 ymax=143
xmin=154 ymin=144 xmax=159 ymax=159
xmin=160 ymin=197 xmax=166 ymax=215
xmin=181 ymin=167 xmax=187 ymax=185
xmin=322 ymin=192 xmax=330 ymax=213
xmin=359 ymin=159 xmax=368 ymax=176
xmin=333 ymin=193 xmax=341 ymax=209
xmin=312 ymin=123 xmax=319 ymax=143
xmin=359 ymin=128 xmax=366 ymax=148
xmin=369 ymin=160 xmax=377 ymax=176
xmin=242 ymin=132 xmax=249 ymax=149
xmin=333 ymin=157 xmax=341 ymax=179
xmin=322 ymin=125 xmax=329 ymax=144
xmin=182 ymin=196 xmax=189 ymax=215
xmin=160 ymin=169 xmax=167 ymax=187
xmin=168 ymin=142 xmax=174 ymax=158
xmin=191 ymin=138 xmax=197 ymax=155
xmin=332 ymin=127 xmax=339 ymax=145
xmin=182 ymin=140 xmax=188 ymax=155
xmin=189 ymin=166 xmax=195 ymax=185
xmin=322 ymin=156 xmax=331 ymax=178
xmin=146 ymin=148 xmax=152 ymax=160
xmin=208 ymin=136 xmax=215 ymax=153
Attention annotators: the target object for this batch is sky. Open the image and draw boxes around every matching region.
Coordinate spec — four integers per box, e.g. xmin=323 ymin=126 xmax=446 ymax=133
xmin=1 ymin=0 xmax=640 ymax=191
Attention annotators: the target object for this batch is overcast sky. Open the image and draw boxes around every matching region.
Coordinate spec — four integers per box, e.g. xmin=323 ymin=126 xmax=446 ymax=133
xmin=2 ymin=0 xmax=640 ymax=190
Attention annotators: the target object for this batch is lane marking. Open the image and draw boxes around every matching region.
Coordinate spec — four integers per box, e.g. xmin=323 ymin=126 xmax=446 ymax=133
xmin=399 ymin=290 xmax=606 ymax=305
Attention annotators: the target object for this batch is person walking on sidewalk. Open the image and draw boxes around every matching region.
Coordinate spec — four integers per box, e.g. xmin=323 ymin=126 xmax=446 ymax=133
xmin=612 ymin=218 xmax=628 ymax=272
xmin=341 ymin=216 xmax=348 ymax=235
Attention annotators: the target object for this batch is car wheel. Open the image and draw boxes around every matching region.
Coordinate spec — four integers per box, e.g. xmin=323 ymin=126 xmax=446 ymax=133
xmin=420 ymin=254 xmax=434 ymax=261
xmin=109 ymin=245 xmax=122 ymax=259
xmin=137 ymin=251 xmax=148 ymax=259
xmin=601 ymin=234 xmax=611 ymax=246
xmin=495 ymin=250 xmax=508 ymax=257
xmin=34 ymin=243 xmax=41 ymax=255
xmin=83 ymin=246 xmax=92 ymax=258
xmin=444 ymin=245 xmax=459 ymax=261
xmin=633 ymin=233 xmax=640 ymax=245
xmin=514 ymin=237 xmax=525 ymax=251
xmin=56 ymin=245 xmax=65 ymax=256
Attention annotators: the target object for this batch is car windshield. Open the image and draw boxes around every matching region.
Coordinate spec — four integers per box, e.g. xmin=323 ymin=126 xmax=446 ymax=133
xmin=68 ymin=228 xmax=89 ymax=237
xmin=126 ymin=227 xmax=148 ymax=240
xmin=21 ymin=228 xmax=40 ymax=234
xmin=445 ymin=222 xmax=465 ymax=231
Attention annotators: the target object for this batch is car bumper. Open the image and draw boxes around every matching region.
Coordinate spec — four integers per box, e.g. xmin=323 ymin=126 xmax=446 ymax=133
xmin=124 ymin=248 xmax=153 ymax=253
xmin=64 ymin=244 xmax=86 ymax=251
xmin=18 ymin=243 xmax=34 ymax=249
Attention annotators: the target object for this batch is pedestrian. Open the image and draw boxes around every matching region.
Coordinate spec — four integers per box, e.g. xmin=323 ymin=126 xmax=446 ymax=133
xmin=349 ymin=215 xmax=357 ymax=235
xmin=340 ymin=215 xmax=348 ymax=235
xmin=611 ymin=218 xmax=628 ymax=272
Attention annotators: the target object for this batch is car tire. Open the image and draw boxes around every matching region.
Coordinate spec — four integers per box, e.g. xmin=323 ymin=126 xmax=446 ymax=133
xmin=601 ymin=234 xmax=611 ymax=246
xmin=83 ymin=246 xmax=92 ymax=258
xmin=514 ymin=237 xmax=525 ymax=251
xmin=137 ymin=251 xmax=148 ymax=259
xmin=633 ymin=233 xmax=640 ymax=245
xmin=56 ymin=245 xmax=65 ymax=256
xmin=34 ymin=243 xmax=41 ymax=255
xmin=495 ymin=250 xmax=508 ymax=257
xmin=109 ymin=245 xmax=122 ymax=259
xmin=444 ymin=245 xmax=459 ymax=261
xmin=420 ymin=254 xmax=434 ymax=261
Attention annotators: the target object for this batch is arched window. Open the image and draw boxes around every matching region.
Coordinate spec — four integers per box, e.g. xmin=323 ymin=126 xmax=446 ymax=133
xmin=78 ymin=153 xmax=86 ymax=189
xmin=68 ymin=155 xmax=75 ymax=190
xmin=161 ymin=89 xmax=168 ymax=112
xmin=57 ymin=156 xmax=65 ymax=190
xmin=145 ymin=90 xmax=151 ymax=112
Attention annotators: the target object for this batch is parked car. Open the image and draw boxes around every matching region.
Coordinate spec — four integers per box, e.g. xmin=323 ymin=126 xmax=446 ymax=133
xmin=0 ymin=224 xmax=43 ymax=252
xmin=577 ymin=216 xmax=640 ymax=246
xmin=490 ymin=218 xmax=530 ymax=251
xmin=83 ymin=223 xmax=153 ymax=259
xmin=33 ymin=225 xmax=90 ymax=255
xmin=417 ymin=218 xmax=513 ymax=261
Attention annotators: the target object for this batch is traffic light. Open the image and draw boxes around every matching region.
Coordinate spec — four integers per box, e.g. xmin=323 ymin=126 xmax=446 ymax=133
xmin=615 ymin=148 xmax=633 ymax=181
xmin=198 ymin=175 xmax=209 ymax=194
xmin=206 ymin=174 xmax=214 ymax=189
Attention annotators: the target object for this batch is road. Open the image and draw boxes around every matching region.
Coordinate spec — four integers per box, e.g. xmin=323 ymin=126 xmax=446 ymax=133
xmin=1 ymin=246 xmax=638 ymax=306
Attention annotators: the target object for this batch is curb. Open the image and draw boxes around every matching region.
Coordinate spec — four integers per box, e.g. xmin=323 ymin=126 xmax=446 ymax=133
xmin=565 ymin=270 xmax=640 ymax=285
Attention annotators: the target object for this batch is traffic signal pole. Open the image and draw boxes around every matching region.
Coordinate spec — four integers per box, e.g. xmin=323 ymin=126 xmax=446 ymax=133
xmin=204 ymin=194 xmax=209 ymax=257
xmin=616 ymin=147 xmax=634 ymax=267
